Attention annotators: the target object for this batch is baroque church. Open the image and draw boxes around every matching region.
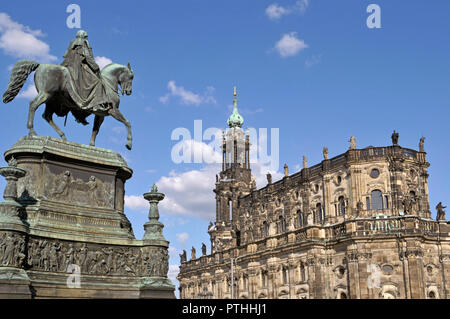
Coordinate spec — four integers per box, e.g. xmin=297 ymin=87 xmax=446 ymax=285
xmin=177 ymin=89 xmax=449 ymax=299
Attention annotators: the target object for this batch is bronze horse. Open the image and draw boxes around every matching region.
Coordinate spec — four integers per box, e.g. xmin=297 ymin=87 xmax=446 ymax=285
xmin=2 ymin=60 xmax=134 ymax=150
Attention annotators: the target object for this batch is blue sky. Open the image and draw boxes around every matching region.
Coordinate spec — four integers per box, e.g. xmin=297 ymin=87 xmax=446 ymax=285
xmin=0 ymin=0 xmax=449 ymax=294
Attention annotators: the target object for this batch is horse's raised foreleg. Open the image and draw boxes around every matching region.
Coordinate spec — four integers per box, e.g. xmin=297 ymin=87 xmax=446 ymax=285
xmin=42 ymin=106 xmax=66 ymax=140
xmin=90 ymin=115 xmax=104 ymax=147
xmin=108 ymin=108 xmax=132 ymax=150
xmin=27 ymin=92 xmax=49 ymax=137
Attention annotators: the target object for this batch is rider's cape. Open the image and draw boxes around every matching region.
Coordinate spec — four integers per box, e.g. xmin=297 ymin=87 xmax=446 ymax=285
xmin=61 ymin=39 xmax=112 ymax=115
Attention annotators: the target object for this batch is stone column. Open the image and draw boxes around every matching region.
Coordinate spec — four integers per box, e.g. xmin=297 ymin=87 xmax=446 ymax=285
xmin=0 ymin=157 xmax=27 ymax=231
xmin=140 ymin=183 xmax=175 ymax=298
xmin=0 ymin=157 xmax=31 ymax=298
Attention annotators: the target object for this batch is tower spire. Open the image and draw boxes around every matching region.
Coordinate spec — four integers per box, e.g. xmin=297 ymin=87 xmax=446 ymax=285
xmin=227 ymin=86 xmax=244 ymax=128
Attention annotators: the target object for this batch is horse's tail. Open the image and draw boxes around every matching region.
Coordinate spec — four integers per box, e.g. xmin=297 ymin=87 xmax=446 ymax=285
xmin=2 ymin=60 xmax=40 ymax=103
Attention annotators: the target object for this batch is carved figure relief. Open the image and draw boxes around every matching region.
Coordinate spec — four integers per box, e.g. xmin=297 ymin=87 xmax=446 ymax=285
xmin=44 ymin=166 xmax=114 ymax=208
xmin=22 ymin=237 xmax=170 ymax=278
xmin=0 ymin=232 xmax=25 ymax=267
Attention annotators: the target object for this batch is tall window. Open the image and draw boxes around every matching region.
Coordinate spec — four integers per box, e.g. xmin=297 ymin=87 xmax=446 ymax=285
xmin=316 ymin=203 xmax=323 ymax=223
xmin=236 ymin=230 xmax=241 ymax=247
xmin=338 ymin=196 xmax=346 ymax=216
xmin=371 ymin=190 xmax=383 ymax=210
xmin=300 ymin=262 xmax=306 ymax=282
xmin=261 ymin=270 xmax=268 ymax=287
xmin=366 ymin=197 xmax=371 ymax=211
xmin=297 ymin=210 xmax=305 ymax=227
xmin=263 ymin=221 xmax=269 ymax=237
xmin=282 ymin=266 xmax=289 ymax=285
xmin=279 ymin=216 xmax=286 ymax=233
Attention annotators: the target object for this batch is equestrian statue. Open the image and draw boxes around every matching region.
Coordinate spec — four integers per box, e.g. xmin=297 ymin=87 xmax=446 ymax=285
xmin=2 ymin=30 xmax=135 ymax=150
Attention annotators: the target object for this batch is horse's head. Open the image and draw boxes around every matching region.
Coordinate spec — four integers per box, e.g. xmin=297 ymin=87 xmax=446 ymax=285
xmin=119 ymin=62 xmax=134 ymax=96
xmin=101 ymin=62 xmax=134 ymax=96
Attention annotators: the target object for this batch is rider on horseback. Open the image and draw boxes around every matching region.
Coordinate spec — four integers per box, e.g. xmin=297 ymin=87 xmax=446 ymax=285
xmin=2 ymin=30 xmax=134 ymax=150
xmin=61 ymin=30 xmax=110 ymax=123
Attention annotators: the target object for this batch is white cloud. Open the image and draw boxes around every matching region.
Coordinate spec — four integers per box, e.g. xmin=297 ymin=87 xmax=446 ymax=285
xmin=296 ymin=0 xmax=310 ymax=14
xmin=125 ymin=139 xmax=283 ymax=221
xmin=265 ymin=4 xmax=290 ymax=20
xmin=176 ymin=232 xmax=190 ymax=245
xmin=265 ymin=1 xmax=309 ymax=20
xmin=274 ymin=32 xmax=308 ymax=58
xmin=157 ymin=164 xmax=219 ymax=219
xmin=168 ymin=265 xmax=179 ymax=283
xmin=0 ymin=12 xmax=56 ymax=62
xmin=305 ymin=54 xmax=321 ymax=68
xmin=124 ymin=195 xmax=148 ymax=210
xmin=17 ymin=83 xmax=37 ymax=99
xmin=95 ymin=56 xmax=112 ymax=70
xmin=159 ymin=81 xmax=216 ymax=106
xmin=172 ymin=139 xmax=222 ymax=164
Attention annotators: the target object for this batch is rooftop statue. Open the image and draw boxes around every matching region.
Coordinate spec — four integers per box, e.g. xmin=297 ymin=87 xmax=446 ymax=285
xmin=2 ymin=30 xmax=135 ymax=150
xmin=349 ymin=136 xmax=356 ymax=150
xmin=391 ymin=130 xmax=399 ymax=146
xmin=436 ymin=202 xmax=446 ymax=221
xmin=419 ymin=136 xmax=425 ymax=152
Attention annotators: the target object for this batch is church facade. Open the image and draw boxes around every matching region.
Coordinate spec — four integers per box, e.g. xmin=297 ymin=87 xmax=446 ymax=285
xmin=177 ymin=89 xmax=450 ymax=299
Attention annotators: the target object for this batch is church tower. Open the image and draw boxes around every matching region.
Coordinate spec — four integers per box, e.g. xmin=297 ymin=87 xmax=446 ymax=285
xmin=209 ymin=87 xmax=255 ymax=253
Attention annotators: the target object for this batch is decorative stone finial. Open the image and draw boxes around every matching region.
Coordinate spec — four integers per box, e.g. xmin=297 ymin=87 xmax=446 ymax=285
xmin=284 ymin=164 xmax=289 ymax=177
xmin=303 ymin=156 xmax=307 ymax=169
xmin=142 ymin=183 xmax=167 ymax=242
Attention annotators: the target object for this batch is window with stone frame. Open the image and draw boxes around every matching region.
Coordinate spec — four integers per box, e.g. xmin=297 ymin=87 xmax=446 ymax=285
xmin=278 ymin=215 xmax=286 ymax=233
xmin=371 ymin=190 xmax=383 ymax=210
xmin=300 ymin=262 xmax=306 ymax=282
xmin=261 ymin=270 xmax=268 ymax=287
xmin=315 ymin=203 xmax=323 ymax=223
xmin=263 ymin=221 xmax=269 ymax=237
xmin=297 ymin=210 xmax=305 ymax=227
xmin=338 ymin=196 xmax=346 ymax=216
xmin=282 ymin=266 xmax=289 ymax=285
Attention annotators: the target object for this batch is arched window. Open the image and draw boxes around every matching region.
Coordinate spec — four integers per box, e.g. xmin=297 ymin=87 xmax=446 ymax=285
xmin=371 ymin=190 xmax=383 ymax=211
xmin=263 ymin=221 xmax=269 ymax=237
xmin=338 ymin=196 xmax=346 ymax=216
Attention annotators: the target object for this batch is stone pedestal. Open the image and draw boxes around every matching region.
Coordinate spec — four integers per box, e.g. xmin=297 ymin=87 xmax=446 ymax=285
xmin=0 ymin=136 xmax=175 ymax=299
xmin=5 ymin=136 xmax=134 ymax=241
